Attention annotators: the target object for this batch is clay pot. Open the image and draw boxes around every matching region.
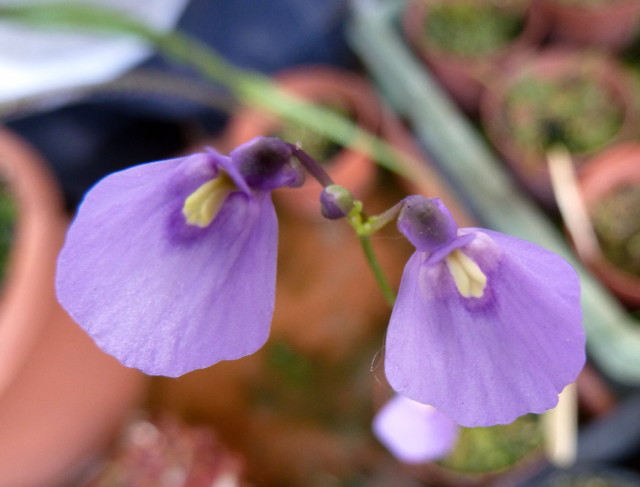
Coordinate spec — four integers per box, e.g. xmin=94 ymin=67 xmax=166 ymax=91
xmin=225 ymin=65 xmax=381 ymax=220
xmin=0 ymin=128 xmax=145 ymax=487
xmin=533 ymin=0 xmax=640 ymax=52
xmin=401 ymin=0 xmax=547 ymax=114
xmin=577 ymin=142 xmax=640 ymax=307
xmin=481 ymin=49 xmax=638 ymax=205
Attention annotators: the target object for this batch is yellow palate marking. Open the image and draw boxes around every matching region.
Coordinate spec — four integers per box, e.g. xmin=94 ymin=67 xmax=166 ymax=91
xmin=182 ymin=173 xmax=236 ymax=228
xmin=445 ymin=249 xmax=487 ymax=298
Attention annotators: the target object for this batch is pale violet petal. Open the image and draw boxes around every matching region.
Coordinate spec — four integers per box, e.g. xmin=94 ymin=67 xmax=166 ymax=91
xmin=385 ymin=230 xmax=585 ymax=427
xmin=56 ymin=153 xmax=278 ymax=376
xmin=373 ymin=395 xmax=459 ymax=463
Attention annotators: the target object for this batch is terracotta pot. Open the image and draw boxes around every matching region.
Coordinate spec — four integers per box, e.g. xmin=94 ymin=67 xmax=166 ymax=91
xmin=533 ymin=0 xmax=640 ymax=51
xmin=0 ymin=128 xmax=145 ymax=487
xmin=401 ymin=0 xmax=547 ymax=114
xmin=481 ymin=49 xmax=638 ymax=205
xmin=577 ymin=143 xmax=640 ymax=307
xmin=225 ymin=65 xmax=381 ymax=220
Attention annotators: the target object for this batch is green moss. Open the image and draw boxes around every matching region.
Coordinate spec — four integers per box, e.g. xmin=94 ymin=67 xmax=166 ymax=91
xmin=439 ymin=414 xmax=542 ymax=473
xmin=0 ymin=182 xmax=16 ymax=282
xmin=592 ymin=185 xmax=640 ymax=277
xmin=424 ymin=1 xmax=524 ymax=57
xmin=504 ymin=73 xmax=622 ymax=158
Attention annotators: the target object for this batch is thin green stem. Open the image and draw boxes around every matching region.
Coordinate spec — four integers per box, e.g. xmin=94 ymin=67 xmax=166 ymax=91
xmin=347 ymin=201 xmax=398 ymax=306
xmin=362 ymin=201 xmax=404 ymax=236
xmin=0 ymin=2 xmax=413 ymax=177
xmin=358 ymin=235 xmax=396 ymax=306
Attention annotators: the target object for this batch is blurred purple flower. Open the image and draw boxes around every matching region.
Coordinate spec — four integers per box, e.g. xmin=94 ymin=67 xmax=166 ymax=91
xmin=386 ymin=196 xmax=585 ymax=427
xmin=56 ymin=137 xmax=303 ymax=376
xmin=373 ymin=394 xmax=458 ymax=464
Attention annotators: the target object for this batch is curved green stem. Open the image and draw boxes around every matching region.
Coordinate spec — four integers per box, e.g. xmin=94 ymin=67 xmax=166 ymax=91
xmin=0 ymin=1 xmax=411 ymax=177
xmin=358 ymin=235 xmax=396 ymax=306
xmin=347 ymin=201 xmax=399 ymax=306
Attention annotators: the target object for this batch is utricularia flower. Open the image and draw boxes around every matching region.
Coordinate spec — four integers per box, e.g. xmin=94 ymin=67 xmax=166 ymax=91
xmin=56 ymin=137 xmax=304 ymax=376
xmin=385 ymin=195 xmax=585 ymax=427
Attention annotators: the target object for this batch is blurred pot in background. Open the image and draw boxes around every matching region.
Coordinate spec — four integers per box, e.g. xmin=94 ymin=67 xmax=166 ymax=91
xmin=481 ymin=49 xmax=638 ymax=205
xmin=0 ymin=128 xmax=145 ymax=487
xmin=402 ymin=0 xmax=547 ymax=114
xmin=577 ymin=143 xmax=640 ymax=308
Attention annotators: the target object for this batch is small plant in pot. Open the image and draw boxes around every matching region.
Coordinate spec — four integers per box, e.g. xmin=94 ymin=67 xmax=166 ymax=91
xmin=439 ymin=415 xmax=542 ymax=474
xmin=578 ymin=143 xmax=640 ymax=307
xmin=481 ymin=50 xmax=637 ymax=205
xmin=424 ymin=415 xmax=544 ymax=486
xmin=423 ymin=1 xmax=526 ymax=58
xmin=592 ymin=186 xmax=640 ymax=279
xmin=402 ymin=0 xmax=546 ymax=113
xmin=374 ymin=396 xmax=546 ymax=487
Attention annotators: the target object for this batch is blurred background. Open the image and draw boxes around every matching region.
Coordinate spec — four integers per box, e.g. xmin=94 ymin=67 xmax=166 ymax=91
xmin=1 ymin=0 xmax=640 ymax=485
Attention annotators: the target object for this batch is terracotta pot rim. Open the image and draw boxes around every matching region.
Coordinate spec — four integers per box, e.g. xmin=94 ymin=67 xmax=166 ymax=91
xmin=0 ymin=127 xmax=145 ymax=487
xmin=0 ymin=127 xmax=67 ymax=394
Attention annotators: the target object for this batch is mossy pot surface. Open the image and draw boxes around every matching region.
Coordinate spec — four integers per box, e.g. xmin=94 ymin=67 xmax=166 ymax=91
xmin=481 ymin=49 xmax=638 ymax=204
xmin=422 ymin=0 xmax=527 ymax=58
xmin=578 ymin=142 xmax=640 ymax=307
xmin=406 ymin=415 xmax=544 ymax=487
xmin=401 ymin=0 xmax=546 ymax=113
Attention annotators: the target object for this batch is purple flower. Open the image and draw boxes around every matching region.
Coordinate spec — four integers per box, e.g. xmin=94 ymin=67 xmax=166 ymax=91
xmin=56 ymin=137 xmax=304 ymax=377
xmin=373 ymin=394 xmax=458 ymax=464
xmin=386 ymin=196 xmax=585 ymax=427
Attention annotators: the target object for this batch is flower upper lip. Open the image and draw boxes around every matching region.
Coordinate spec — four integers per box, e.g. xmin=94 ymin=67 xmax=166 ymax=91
xmin=424 ymin=232 xmax=476 ymax=265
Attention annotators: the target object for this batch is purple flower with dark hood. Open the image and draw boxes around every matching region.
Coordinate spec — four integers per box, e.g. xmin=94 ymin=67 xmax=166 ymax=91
xmin=56 ymin=137 xmax=304 ymax=377
xmin=385 ymin=195 xmax=585 ymax=427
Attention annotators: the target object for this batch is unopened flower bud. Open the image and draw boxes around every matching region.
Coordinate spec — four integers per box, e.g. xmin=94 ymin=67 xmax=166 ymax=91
xmin=320 ymin=184 xmax=354 ymax=219
xmin=232 ymin=136 xmax=305 ymax=190
xmin=397 ymin=195 xmax=458 ymax=251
